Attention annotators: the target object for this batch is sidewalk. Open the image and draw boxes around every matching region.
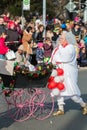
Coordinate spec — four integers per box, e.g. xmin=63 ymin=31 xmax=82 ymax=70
xmin=78 ymin=66 xmax=87 ymax=71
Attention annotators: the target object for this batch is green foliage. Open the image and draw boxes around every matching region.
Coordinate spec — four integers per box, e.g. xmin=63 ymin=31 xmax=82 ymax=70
xmin=0 ymin=0 xmax=55 ymax=18
xmin=7 ymin=5 xmax=22 ymax=16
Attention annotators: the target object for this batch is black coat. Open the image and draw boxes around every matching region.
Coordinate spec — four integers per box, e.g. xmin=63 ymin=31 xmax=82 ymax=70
xmin=6 ymin=29 xmax=20 ymax=52
xmin=36 ymin=32 xmax=44 ymax=43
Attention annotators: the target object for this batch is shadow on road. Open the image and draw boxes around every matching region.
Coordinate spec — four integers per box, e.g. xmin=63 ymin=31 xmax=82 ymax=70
xmin=0 ymin=110 xmax=14 ymax=129
xmin=51 ymin=94 xmax=87 ymax=130
xmin=0 ymin=93 xmax=87 ymax=130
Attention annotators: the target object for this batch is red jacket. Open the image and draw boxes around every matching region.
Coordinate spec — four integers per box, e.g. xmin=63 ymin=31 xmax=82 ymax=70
xmin=0 ymin=37 xmax=9 ymax=54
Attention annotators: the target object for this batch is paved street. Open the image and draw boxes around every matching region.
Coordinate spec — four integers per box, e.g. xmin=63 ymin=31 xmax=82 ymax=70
xmin=0 ymin=68 xmax=87 ymax=130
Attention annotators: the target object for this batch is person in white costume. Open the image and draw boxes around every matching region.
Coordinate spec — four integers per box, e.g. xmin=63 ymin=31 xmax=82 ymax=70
xmin=50 ymin=31 xmax=87 ymax=116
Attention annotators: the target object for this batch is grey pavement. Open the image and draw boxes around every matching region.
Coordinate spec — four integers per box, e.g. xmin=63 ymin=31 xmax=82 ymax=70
xmin=0 ymin=68 xmax=87 ymax=130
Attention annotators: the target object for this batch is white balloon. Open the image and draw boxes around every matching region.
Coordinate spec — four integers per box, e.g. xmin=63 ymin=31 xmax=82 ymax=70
xmin=51 ymin=88 xmax=60 ymax=97
xmin=54 ymin=76 xmax=60 ymax=82
xmin=51 ymin=69 xmax=57 ymax=77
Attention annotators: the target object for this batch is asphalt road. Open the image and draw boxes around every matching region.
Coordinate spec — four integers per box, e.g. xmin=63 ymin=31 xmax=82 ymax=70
xmin=0 ymin=68 xmax=87 ymax=130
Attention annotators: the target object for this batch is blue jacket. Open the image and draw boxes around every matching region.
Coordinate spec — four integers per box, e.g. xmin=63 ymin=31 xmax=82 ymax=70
xmin=36 ymin=48 xmax=44 ymax=61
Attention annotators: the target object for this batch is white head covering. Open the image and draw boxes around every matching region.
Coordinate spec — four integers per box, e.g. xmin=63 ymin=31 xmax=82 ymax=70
xmin=56 ymin=30 xmax=77 ymax=48
xmin=65 ymin=31 xmax=76 ymax=45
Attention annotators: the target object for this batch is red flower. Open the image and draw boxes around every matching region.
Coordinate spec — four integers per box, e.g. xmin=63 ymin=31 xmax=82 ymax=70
xmin=33 ymin=73 xmax=39 ymax=77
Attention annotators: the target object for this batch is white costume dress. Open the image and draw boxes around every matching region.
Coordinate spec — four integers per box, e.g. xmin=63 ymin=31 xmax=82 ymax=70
xmin=50 ymin=44 xmax=81 ymax=97
xmin=50 ymin=31 xmax=87 ymax=112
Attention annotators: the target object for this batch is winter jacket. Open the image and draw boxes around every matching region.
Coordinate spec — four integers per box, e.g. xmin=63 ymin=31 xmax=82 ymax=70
xmin=22 ymin=30 xmax=32 ymax=53
xmin=6 ymin=28 xmax=19 ymax=52
xmin=36 ymin=48 xmax=44 ymax=62
xmin=0 ymin=37 xmax=9 ymax=54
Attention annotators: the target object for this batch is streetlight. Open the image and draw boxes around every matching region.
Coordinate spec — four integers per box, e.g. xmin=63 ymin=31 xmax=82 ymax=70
xmin=22 ymin=0 xmax=30 ymax=29
xmin=65 ymin=0 xmax=76 ymax=13
xmin=43 ymin=0 xmax=46 ymax=38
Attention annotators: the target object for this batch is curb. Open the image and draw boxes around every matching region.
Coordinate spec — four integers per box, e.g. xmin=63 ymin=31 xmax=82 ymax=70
xmin=78 ymin=67 xmax=87 ymax=71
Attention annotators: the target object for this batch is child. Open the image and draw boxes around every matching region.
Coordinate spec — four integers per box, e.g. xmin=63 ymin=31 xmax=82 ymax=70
xmin=36 ymin=42 xmax=44 ymax=64
xmin=0 ymin=32 xmax=9 ymax=59
xmin=15 ymin=44 xmax=26 ymax=65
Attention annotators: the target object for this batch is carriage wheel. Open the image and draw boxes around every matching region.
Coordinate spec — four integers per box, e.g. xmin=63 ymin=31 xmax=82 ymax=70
xmin=31 ymin=89 xmax=54 ymax=120
xmin=7 ymin=89 xmax=33 ymax=122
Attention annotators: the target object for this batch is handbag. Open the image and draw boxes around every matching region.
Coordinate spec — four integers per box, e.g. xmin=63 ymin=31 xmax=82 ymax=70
xmin=5 ymin=50 xmax=16 ymax=60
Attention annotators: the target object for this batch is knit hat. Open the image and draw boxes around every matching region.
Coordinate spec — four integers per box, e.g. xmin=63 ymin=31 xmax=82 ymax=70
xmin=35 ymin=19 xmax=41 ymax=24
xmin=61 ymin=23 xmax=66 ymax=29
xmin=38 ymin=42 xmax=43 ymax=48
xmin=7 ymin=21 xmax=15 ymax=29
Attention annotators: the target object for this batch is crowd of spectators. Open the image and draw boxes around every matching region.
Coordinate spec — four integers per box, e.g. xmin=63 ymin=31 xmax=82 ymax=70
xmin=0 ymin=10 xmax=87 ymax=68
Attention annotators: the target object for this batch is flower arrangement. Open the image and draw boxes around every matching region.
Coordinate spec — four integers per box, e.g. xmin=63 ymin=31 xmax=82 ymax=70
xmin=14 ymin=62 xmax=53 ymax=78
